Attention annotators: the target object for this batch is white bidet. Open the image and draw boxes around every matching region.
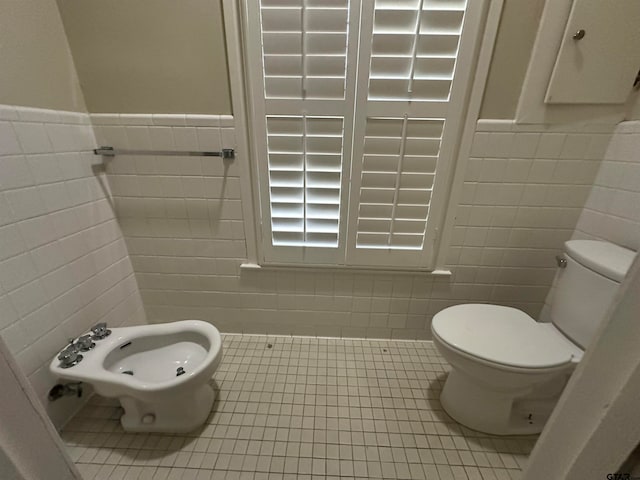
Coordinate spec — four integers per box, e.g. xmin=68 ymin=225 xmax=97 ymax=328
xmin=50 ymin=320 xmax=222 ymax=433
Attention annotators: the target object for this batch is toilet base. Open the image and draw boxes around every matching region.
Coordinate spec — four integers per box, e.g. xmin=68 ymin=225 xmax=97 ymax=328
xmin=119 ymin=383 xmax=215 ymax=433
xmin=440 ymin=370 xmax=560 ymax=436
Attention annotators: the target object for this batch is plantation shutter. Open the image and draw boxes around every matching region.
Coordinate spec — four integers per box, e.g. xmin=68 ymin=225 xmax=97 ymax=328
xmin=246 ymin=0 xmax=359 ymax=264
xmin=245 ymin=0 xmax=486 ymax=268
xmin=346 ymin=0 xmax=484 ymax=268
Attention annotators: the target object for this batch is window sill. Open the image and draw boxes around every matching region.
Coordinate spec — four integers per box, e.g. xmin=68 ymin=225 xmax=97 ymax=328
xmin=240 ymin=263 xmax=452 ymax=276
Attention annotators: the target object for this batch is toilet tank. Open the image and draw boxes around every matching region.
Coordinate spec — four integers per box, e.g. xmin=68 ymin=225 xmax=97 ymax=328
xmin=550 ymin=240 xmax=635 ymax=349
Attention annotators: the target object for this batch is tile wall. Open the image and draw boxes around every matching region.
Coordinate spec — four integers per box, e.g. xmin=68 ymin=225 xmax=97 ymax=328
xmin=540 ymin=120 xmax=639 ymax=321
xmin=95 ymin=115 xmax=613 ymax=339
xmin=573 ymin=120 xmax=640 ymax=250
xmin=0 ymin=105 xmax=145 ymax=427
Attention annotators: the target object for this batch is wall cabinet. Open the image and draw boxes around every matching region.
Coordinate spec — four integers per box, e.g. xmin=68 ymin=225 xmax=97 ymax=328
xmin=545 ymin=0 xmax=640 ymax=105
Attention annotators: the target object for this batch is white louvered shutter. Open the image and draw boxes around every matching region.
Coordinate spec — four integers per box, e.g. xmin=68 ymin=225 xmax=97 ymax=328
xmin=246 ymin=0 xmax=359 ymax=264
xmin=346 ymin=0 xmax=484 ymax=268
xmin=267 ymin=115 xmax=344 ymax=247
xmin=244 ymin=0 xmax=486 ymax=268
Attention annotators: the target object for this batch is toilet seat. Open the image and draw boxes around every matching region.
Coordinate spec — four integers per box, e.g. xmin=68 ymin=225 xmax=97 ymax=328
xmin=432 ymin=304 xmax=582 ymax=370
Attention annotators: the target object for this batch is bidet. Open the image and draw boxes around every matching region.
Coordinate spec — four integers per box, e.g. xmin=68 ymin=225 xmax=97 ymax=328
xmin=50 ymin=320 xmax=223 ymax=432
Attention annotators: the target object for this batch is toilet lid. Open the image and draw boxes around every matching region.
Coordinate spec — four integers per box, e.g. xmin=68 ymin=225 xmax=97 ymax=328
xmin=432 ymin=304 xmax=578 ymax=369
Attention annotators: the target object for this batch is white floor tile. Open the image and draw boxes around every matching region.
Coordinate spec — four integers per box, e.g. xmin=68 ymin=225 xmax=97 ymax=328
xmin=64 ymin=335 xmax=536 ymax=480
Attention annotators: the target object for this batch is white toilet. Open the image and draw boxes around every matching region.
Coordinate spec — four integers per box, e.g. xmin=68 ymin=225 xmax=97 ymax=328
xmin=51 ymin=320 xmax=222 ymax=433
xmin=432 ymin=240 xmax=635 ymax=435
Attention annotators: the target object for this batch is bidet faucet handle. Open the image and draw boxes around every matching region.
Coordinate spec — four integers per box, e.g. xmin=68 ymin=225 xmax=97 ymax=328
xmin=76 ymin=334 xmax=95 ymax=351
xmin=91 ymin=322 xmax=111 ymax=340
xmin=58 ymin=347 xmax=82 ymax=368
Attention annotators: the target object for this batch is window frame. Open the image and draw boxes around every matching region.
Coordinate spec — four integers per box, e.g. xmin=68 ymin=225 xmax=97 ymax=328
xmin=226 ymin=0 xmax=505 ymax=272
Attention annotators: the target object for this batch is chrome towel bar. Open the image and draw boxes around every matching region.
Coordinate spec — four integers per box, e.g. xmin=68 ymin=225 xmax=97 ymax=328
xmin=93 ymin=146 xmax=235 ymax=159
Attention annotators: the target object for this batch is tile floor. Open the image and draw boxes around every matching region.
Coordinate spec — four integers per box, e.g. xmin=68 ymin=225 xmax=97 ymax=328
xmin=61 ymin=334 xmax=537 ymax=479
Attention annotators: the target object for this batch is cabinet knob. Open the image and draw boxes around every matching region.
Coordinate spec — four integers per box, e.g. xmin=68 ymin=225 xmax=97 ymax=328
xmin=573 ymin=29 xmax=586 ymax=40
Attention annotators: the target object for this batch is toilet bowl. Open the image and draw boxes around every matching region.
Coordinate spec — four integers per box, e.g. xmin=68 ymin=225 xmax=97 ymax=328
xmin=432 ymin=240 xmax=635 ymax=435
xmin=50 ymin=320 xmax=222 ymax=433
xmin=432 ymin=304 xmax=582 ymax=435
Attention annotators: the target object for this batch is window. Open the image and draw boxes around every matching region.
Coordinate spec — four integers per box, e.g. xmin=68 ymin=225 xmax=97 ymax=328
xmin=243 ymin=0 xmax=485 ymax=269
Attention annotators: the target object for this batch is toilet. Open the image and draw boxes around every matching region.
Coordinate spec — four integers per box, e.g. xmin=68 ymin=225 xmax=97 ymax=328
xmin=50 ymin=320 xmax=222 ymax=433
xmin=432 ymin=240 xmax=635 ymax=435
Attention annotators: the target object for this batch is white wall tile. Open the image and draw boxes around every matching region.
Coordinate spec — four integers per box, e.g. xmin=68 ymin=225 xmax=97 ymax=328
xmin=125 ymin=126 xmax=152 ymax=149
xmin=0 ymin=105 xmax=146 ymax=429
xmin=196 ymin=127 xmax=222 ymax=151
xmin=0 ymin=155 xmax=35 ymax=189
xmin=0 ymin=224 xmax=25 ymax=261
xmin=0 ymin=106 xmax=19 ymax=121
xmin=16 ymin=216 xmax=59 ymax=249
xmin=9 ymin=279 xmax=50 ymax=317
xmin=0 ymin=193 xmax=13 ymax=226
xmin=4 ymin=186 xmax=46 ymax=220
xmin=148 ymin=126 xmax=175 ymax=150
xmin=536 ymin=133 xmax=566 ymax=159
xmin=152 ymin=114 xmax=186 ymax=126
xmin=88 ymin=114 xmax=616 ymax=342
xmin=573 ymin=121 xmax=640 ymax=250
xmin=0 ymin=252 xmax=40 ymax=291
xmin=510 ymin=133 xmax=540 ymax=158
xmin=0 ymin=294 xmax=20 ymax=330
xmin=540 ymin=124 xmax=639 ymax=322
xmin=186 ymin=115 xmax=220 ymax=127
xmin=118 ymin=114 xmax=152 ymax=126
xmin=27 ymin=154 xmax=64 ymax=184
xmin=172 ymin=127 xmax=199 ymax=151
xmin=12 ymin=122 xmax=53 ymax=154
xmin=0 ymin=122 xmax=22 ymax=155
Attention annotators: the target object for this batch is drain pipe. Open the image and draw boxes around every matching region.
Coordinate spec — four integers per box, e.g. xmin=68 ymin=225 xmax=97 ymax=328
xmin=48 ymin=382 xmax=83 ymax=401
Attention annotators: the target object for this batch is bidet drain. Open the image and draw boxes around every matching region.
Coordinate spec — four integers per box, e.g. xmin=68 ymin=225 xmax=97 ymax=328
xmin=122 ymin=370 xmax=134 ymax=375
xmin=176 ymin=367 xmax=185 ymax=376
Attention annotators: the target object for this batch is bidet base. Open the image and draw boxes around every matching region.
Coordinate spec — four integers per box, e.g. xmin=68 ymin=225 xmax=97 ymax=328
xmin=119 ymin=383 xmax=215 ymax=433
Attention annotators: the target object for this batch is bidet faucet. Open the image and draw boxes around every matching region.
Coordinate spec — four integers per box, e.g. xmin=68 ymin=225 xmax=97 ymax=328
xmin=76 ymin=334 xmax=95 ymax=351
xmin=58 ymin=346 xmax=83 ymax=368
xmin=91 ymin=322 xmax=111 ymax=340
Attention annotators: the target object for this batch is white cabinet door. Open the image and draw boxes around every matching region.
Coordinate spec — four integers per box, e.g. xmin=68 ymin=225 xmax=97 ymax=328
xmin=545 ymin=0 xmax=640 ymax=104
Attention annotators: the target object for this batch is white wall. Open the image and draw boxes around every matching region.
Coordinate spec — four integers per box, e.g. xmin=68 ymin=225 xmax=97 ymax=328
xmin=0 ymin=105 xmax=145 ymax=427
xmin=0 ymin=1 xmax=86 ymax=112
xmin=53 ymin=0 xmax=542 ymax=119
xmin=0 ymin=336 xmax=80 ymax=479
xmin=95 ymin=114 xmax=610 ymax=339
xmin=56 ymin=0 xmax=231 ymax=114
xmin=479 ymin=0 xmax=545 ymax=119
